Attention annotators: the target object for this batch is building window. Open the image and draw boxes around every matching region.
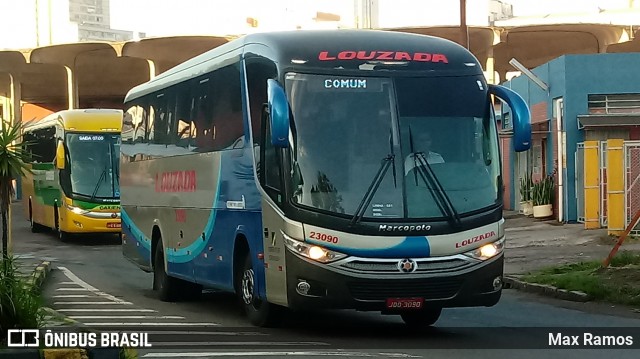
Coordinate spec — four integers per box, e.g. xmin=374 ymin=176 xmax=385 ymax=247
xmin=532 ymin=144 xmax=542 ymax=175
xmin=588 ymin=94 xmax=640 ymax=115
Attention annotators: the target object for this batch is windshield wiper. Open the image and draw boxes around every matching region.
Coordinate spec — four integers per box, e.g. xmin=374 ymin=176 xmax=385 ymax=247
xmin=413 ymin=152 xmax=462 ymax=227
xmin=350 ymin=154 xmax=395 ymax=226
xmin=90 ymin=165 xmax=108 ymax=202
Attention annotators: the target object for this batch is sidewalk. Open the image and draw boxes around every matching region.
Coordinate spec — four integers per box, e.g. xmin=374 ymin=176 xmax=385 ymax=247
xmin=502 ymin=210 xmax=640 ymax=276
xmin=13 ymin=254 xmax=52 ymax=288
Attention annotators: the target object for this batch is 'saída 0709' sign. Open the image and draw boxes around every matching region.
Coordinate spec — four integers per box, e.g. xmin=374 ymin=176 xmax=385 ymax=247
xmin=78 ymin=135 xmax=105 ymax=141
xmin=155 ymin=170 xmax=196 ymax=193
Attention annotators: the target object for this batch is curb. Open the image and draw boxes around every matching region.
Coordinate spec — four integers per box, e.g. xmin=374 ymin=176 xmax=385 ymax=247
xmin=30 ymin=261 xmax=52 ymax=289
xmin=503 ymin=275 xmax=592 ymax=302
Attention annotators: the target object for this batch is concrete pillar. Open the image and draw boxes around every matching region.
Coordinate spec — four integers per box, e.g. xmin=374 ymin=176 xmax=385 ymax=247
xmin=583 ymin=140 xmax=600 ymax=229
xmin=485 ymin=48 xmax=495 ymax=85
xmin=64 ymin=65 xmax=78 ymax=109
xmin=9 ymin=73 xmax=21 ymax=125
xmin=9 ymin=74 xmax=22 ymax=201
xmin=607 ymin=139 xmax=625 ymax=235
xmin=147 ymin=59 xmax=157 ymax=80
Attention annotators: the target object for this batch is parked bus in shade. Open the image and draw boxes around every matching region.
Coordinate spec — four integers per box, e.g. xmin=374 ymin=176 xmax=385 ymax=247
xmin=22 ymin=109 xmax=122 ymax=241
xmin=120 ymin=30 xmax=531 ymax=327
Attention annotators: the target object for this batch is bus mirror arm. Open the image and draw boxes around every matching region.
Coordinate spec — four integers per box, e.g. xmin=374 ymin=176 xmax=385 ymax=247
xmin=488 ymin=84 xmax=531 ymax=153
xmin=267 ymin=79 xmax=291 ymax=148
xmin=56 ymin=141 xmax=65 ymax=169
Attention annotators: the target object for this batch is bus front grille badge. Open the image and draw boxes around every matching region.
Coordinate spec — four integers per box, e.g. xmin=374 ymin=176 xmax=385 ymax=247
xmin=397 ymin=259 xmax=417 ymax=273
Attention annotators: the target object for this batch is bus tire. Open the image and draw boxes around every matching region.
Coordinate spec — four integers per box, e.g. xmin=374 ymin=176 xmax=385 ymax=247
xmin=400 ymin=308 xmax=442 ymax=328
xmin=153 ymin=242 xmax=181 ymax=302
xmin=58 ymin=231 xmax=70 ymax=242
xmin=239 ymin=255 xmax=280 ymax=327
xmin=54 ymin=206 xmax=70 ymax=242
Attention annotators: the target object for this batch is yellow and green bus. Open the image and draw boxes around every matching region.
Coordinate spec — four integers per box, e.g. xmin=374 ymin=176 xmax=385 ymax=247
xmin=22 ymin=109 xmax=122 ymax=241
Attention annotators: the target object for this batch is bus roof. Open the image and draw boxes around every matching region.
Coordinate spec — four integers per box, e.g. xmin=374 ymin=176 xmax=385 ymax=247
xmin=23 ymin=109 xmax=123 ymax=133
xmin=125 ymin=29 xmax=483 ymax=102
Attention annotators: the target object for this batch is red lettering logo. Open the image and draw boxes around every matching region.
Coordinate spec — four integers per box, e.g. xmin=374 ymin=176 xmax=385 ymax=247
xmin=455 ymin=231 xmax=496 ymax=248
xmin=318 ymin=51 xmax=449 ymax=63
xmin=155 ymin=170 xmax=197 ymax=193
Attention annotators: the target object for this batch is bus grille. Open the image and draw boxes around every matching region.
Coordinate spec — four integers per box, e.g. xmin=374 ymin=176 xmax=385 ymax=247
xmin=340 ymin=258 xmax=471 ymax=273
xmin=348 ymin=278 xmax=463 ymax=301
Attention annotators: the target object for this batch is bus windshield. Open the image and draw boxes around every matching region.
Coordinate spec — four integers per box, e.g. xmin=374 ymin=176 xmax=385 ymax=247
xmin=66 ymin=133 xmax=120 ymax=200
xmin=285 ymin=73 xmax=500 ymax=221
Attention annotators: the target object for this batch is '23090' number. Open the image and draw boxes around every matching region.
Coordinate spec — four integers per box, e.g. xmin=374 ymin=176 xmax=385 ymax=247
xmin=309 ymin=231 xmax=339 ymax=243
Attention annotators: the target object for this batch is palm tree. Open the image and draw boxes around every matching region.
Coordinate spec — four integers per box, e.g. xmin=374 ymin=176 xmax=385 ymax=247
xmin=0 ymin=118 xmax=31 ymax=260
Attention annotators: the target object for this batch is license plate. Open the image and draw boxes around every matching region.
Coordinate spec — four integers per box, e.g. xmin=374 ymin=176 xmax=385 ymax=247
xmin=385 ymin=298 xmax=424 ymax=310
xmin=107 ymin=222 xmax=121 ymax=228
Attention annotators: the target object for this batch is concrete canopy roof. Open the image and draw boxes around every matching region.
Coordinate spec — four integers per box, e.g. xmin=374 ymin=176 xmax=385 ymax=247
xmin=0 ymin=51 xmax=28 ymax=71
xmin=0 ymin=50 xmax=67 ymax=107
xmin=19 ymin=64 xmax=68 ymax=104
xmin=383 ymin=26 xmax=498 ymax=65
xmin=74 ymin=48 xmax=150 ymax=105
xmin=29 ymin=42 xmax=117 ymax=65
xmin=493 ymin=24 xmax=628 ymax=78
xmin=120 ymin=35 xmax=236 ymax=74
xmin=15 ymin=37 xmax=234 ymax=109
xmin=607 ymin=30 xmax=640 ymax=53
xmin=26 ymin=42 xmax=149 ymax=108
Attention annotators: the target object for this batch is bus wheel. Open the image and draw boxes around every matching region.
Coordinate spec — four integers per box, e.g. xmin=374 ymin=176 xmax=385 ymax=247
xmin=400 ymin=308 xmax=442 ymax=328
xmin=54 ymin=207 xmax=69 ymax=242
xmin=153 ymin=242 xmax=181 ymax=302
xmin=239 ymin=255 xmax=280 ymax=327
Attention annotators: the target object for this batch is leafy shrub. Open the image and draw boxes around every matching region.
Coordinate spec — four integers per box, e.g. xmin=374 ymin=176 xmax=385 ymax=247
xmin=0 ymin=255 xmax=45 ymax=346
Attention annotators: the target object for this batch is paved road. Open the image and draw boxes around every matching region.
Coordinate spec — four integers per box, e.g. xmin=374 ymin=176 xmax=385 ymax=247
xmin=10 ymin=203 xmax=640 ymax=358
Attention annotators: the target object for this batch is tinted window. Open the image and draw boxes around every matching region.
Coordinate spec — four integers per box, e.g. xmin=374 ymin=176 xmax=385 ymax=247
xmin=24 ymin=126 xmax=56 ymax=163
xmin=175 ymin=84 xmax=193 ymax=148
xmin=246 ymin=58 xmax=278 ymax=174
xmin=123 ymin=103 xmax=147 ymax=144
xmin=192 ymin=64 xmax=244 ymax=152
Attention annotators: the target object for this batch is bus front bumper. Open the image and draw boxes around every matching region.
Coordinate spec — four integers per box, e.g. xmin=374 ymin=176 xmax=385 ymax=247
xmin=284 ymin=250 xmax=503 ymax=312
xmin=60 ymin=211 xmax=121 ymax=234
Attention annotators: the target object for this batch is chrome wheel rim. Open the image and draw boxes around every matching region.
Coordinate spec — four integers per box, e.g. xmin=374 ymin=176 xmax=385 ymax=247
xmin=241 ymin=268 xmax=254 ymax=305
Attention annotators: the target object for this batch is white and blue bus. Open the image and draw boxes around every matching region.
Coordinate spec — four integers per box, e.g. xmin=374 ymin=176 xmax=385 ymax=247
xmin=121 ymin=30 xmax=531 ymax=327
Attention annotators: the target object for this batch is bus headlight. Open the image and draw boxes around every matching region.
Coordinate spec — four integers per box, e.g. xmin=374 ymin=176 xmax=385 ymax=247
xmin=64 ymin=204 xmax=88 ymax=215
xmin=464 ymin=237 xmax=505 ymax=260
xmin=283 ymin=235 xmax=347 ymax=263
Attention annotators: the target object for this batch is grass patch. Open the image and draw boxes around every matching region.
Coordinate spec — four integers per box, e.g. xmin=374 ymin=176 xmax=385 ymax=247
xmin=121 ymin=347 xmax=139 ymax=359
xmin=522 ymin=250 xmax=640 ymax=306
xmin=0 ymin=255 xmax=46 ymax=347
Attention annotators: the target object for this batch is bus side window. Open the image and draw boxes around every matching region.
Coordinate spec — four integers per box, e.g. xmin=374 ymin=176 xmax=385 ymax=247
xmin=190 ymin=76 xmax=213 ymax=151
xmin=260 ymin=106 xmax=283 ymax=204
xmin=151 ymin=93 xmax=168 ymax=145
xmin=149 ymin=89 xmax=177 ymax=147
xmin=246 ymin=58 xmax=278 ymax=172
xmin=122 ymin=102 xmax=147 ymax=161
xmin=209 ymin=64 xmax=244 ymax=151
xmin=27 ymin=127 xmax=56 ymax=163
xmin=175 ymin=83 xmax=192 ymax=149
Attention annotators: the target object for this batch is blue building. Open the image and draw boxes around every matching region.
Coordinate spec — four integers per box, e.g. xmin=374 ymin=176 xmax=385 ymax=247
xmin=502 ymin=52 xmax=640 ymax=223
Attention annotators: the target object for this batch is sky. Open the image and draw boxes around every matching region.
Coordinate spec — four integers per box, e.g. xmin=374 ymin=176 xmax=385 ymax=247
xmin=107 ymin=0 xmax=638 ymax=36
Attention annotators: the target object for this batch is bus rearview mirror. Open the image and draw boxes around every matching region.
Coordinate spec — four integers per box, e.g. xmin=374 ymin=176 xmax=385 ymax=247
xmin=55 ymin=142 xmax=65 ymax=169
xmin=488 ymin=84 xmax=531 ymax=152
xmin=267 ymin=79 xmax=290 ymax=148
